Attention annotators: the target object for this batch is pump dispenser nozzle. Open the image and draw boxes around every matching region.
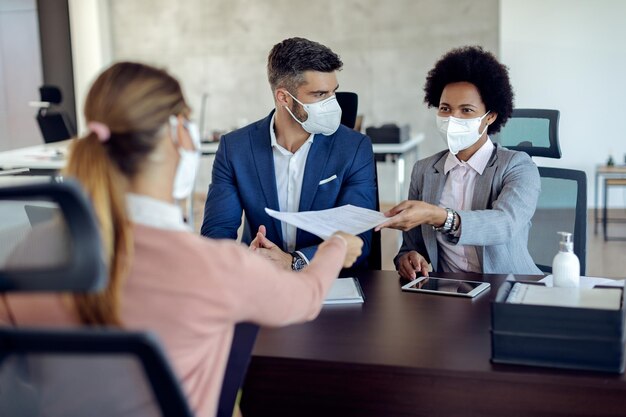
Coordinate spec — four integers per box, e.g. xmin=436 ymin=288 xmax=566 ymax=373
xmin=557 ymin=231 xmax=574 ymax=252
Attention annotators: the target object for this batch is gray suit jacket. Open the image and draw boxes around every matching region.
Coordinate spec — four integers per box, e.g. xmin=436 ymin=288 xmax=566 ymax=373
xmin=394 ymin=144 xmax=542 ymax=275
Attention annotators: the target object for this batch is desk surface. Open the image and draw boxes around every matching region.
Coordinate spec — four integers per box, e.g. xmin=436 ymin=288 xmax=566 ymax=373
xmin=241 ymin=271 xmax=626 ymax=417
xmin=596 ymin=165 xmax=626 ymax=174
xmin=0 ymin=140 xmax=69 ymax=171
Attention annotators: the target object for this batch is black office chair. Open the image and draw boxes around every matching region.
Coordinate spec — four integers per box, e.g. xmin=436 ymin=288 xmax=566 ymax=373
xmin=334 ymin=91 xmax=381 ymax=269
xmin=335 ymin=91 xmax=358 ymax=130
xmin=34 ymin=85 xmax=76 ymax=144
xmin=492 ymin=109 xmax=561 ymax=158
xmin=493 ymin=109 xmax=587 ymax=275
xmin=530 ymin=167 xmax=587 ymax=275
xmin=0 ymin=181 xmax=194 ymax=417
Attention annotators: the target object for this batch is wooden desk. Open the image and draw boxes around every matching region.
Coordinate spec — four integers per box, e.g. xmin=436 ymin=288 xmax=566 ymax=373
xmin=594 ymin=165 xmax=626 ymax=236
xmin=241 ymin=271 xmax=626 ymax=417
xmin=0 ymin=140 xmax=68 ymax=175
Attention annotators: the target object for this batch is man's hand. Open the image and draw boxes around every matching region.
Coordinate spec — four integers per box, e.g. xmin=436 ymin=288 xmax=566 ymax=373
xmin=250 ymin=225 xmax=293 ymax=271
xmin=397 ymin=250 xmax=430 ymax=280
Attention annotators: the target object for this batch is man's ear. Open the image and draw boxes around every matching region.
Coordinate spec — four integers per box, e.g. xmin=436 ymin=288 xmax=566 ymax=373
xmin=487 ymin=112 xmax=498 ymax=126
xmin=275 ymin=88 xmax=290 ymax=107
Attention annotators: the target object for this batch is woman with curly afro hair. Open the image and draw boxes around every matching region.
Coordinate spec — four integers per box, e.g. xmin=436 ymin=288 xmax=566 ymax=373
xmin=377 ymin=46 xmax=542 ymax=277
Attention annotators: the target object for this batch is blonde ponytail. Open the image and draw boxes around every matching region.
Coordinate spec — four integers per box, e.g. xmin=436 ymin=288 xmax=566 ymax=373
xmin=63 ymin=133 xmax=132 ymax=326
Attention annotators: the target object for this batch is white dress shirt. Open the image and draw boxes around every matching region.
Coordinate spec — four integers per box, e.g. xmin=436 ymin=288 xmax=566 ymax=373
xmin=270 ymin=114 xmax=314 ymax=254
xmin=436 ymin=138 xmax=494 ymax=273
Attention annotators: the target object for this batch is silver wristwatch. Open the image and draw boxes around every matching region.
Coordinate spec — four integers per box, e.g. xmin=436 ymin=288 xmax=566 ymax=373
xmin=291 ymin=252 xmax=307 ymax=271
xmin=433 ymin=208 xmax=455 ymax=233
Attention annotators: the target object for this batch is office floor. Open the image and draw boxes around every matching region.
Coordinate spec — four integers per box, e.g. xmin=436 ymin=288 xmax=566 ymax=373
xmin=192 ymin=195 xmax=626 ymax=279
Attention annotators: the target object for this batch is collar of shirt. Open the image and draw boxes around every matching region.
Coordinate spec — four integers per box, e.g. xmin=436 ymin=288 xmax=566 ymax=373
xmin=126 ymin=193 xmax=190 ymax=232
xmin=270 ymin=113 xmax=314 ymax=155
xmin=444 ymin=137 xmax=495 ymax=176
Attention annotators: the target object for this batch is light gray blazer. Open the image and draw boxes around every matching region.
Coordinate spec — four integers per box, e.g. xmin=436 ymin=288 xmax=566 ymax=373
xmin=394 ymin=144 xmax=542 ymax=275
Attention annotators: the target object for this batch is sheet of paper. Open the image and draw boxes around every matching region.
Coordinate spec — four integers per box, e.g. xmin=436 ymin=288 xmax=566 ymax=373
xmin=539 ymin=275 xmax=625 ymax=289
xmin=506 ymin=282 xmax=622 ymax=310
xmin=324 ymin=277 xmax=364 ymax=305
xmin=265 ymin=204 xmax=388 ymax=240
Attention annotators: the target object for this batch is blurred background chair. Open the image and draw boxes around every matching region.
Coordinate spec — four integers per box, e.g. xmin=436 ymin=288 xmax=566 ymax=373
xmin=0 ymin=181 xmax=194 ymax=417
xmin=335 ymin=91 xmax=381 ymax=270
xmin=493 ymin=108 xmax=586 ymax=275
xmin=33 ymin=85 xmax=76 ymax=144
xmin=335 ymin=91 xmax=358 ymax=130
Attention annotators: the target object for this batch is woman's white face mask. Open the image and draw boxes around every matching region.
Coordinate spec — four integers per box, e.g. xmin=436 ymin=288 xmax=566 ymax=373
xmin=436 ymin=111 xmax=490 ymax=155
xmin=169 ymin=115 xmax=201 ymax=200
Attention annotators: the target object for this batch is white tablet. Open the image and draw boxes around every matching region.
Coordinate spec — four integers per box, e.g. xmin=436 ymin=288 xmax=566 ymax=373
xmin=401 ymin=276 xmax=490 ymax=298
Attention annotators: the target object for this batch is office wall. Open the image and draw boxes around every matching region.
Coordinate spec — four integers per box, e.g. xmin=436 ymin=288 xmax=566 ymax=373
xmin=500 ymin=0 xmax=626 ymax=208
xmin=0 ymin=0 xmax=43 ymax=151
xmin=108 ymin=0 xmax=499 ymax=163
xmin=67 ymin=0 xmax=112 ymax=133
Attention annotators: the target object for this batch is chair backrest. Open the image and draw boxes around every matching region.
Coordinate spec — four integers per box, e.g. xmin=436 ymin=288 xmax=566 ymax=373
xmin=494 ymin=108 xmax=587 ymax=274
xmin=0 ymin=180 xmax=105 ymax=291
xmin=0 ymin=181 xmax=193 ymax=417
xmin=0 ymin=329 xmax=193 ymax=417
xmin=530 ymin=167 xmax=587 ymax=275
xmin=35 ymin=85 xmax=75 ymax=144
xmin=335 ymin=91 xmax=358 ymax=130
xmin=492 ymin=109 xmax=561 ymax=159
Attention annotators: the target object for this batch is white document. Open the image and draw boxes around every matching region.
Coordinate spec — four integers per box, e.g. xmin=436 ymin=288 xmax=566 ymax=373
xmin=323 ymin=277 xmax=364 ymax=305
xmin=264 ymin=204 xmax=388 ymax=240
xmin=539 ymin=275 xmax=625 ymax=289
xmin=506 ymin=282 xmax=622 ymax=310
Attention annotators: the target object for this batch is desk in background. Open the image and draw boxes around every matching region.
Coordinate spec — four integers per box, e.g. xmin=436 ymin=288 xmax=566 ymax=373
xmin=594 ymin=165 xmax=626 ymax=238
xmin=0 ymin=139 xmax=204 ymax=222
xmin=241 ymin=270 xmax=626 ymax=417
xmin=0 ymin=140 xmax=67 ymax=175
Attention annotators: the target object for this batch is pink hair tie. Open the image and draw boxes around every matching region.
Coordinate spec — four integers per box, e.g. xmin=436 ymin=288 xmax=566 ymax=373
xmin=87 ymin=121 xmax=111 ymax=142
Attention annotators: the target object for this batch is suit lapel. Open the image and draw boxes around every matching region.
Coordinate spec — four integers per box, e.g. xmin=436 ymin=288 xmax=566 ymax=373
xmin=421 ymin=154 xmax=447 ymax=271
xmin=298 ymin=133 xmax=333 ymax=212
xmin=249 ymin=112 xmax=282 ymax=239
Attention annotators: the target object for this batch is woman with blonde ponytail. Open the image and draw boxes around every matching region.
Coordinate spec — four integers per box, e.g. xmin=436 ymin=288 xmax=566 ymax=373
xmin=0 ymin=62 xmax=363 ymax=417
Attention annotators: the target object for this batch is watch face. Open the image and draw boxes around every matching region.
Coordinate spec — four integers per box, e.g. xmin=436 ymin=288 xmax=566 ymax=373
xmin=292 ymin=256 xmax=307 ymax=271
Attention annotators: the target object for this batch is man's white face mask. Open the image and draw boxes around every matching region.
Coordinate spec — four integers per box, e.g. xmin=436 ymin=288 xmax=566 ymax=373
xmin=436 ymin=111 xmax=490 ymax=155
xmin=284 ymin=91 xmax=342 ymax=136
xmin=169 ymin=115 xmax=201 ymax=200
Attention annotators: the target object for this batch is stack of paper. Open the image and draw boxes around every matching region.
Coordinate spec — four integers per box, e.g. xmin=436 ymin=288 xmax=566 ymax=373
xmin=323 ymin=277 xmax=365 ymax=305
xmin=506 ymin=283 xmax=622 ymax=310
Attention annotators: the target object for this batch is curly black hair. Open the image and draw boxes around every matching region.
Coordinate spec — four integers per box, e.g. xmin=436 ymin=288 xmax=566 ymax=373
xmin=423 ymin=46 xmax=514 ymax=134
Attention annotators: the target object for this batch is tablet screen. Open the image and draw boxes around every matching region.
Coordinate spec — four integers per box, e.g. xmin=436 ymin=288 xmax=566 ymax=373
xmin=403 ymin=277 xmax=484 ymax=295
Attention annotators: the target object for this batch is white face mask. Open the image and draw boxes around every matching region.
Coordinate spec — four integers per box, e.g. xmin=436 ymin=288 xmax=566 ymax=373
xmin=436 ymin=111 xmax=491 ymax=155
xmin=169 ymin=116 xmax=201 ymax=200
xmin=284 ymin=91 xmax=342 ymax=136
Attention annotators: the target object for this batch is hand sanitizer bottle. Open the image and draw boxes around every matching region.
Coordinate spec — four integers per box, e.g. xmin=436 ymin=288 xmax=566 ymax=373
xmin=552 ymin=231 xmax=580 ymax=287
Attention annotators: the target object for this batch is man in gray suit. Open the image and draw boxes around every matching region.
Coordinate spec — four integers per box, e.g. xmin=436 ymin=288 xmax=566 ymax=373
xmin=377 ymin=46 xmax=542 ymax=278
